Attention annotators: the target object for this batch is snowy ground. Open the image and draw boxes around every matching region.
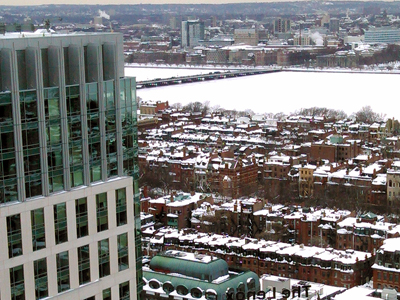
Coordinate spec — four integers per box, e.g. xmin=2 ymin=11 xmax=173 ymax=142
xmin=125 ymin=66 xmax=400 ymax=120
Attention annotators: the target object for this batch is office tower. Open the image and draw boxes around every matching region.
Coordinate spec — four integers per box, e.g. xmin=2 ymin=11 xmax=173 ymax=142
xmin=181 ymin=20 xmax=205 ymax=48
xmin=0 ymin=32 xmax=142 ymax=300
xmin=273 ymin=18 xmax=291 ymax=34
xmin=329 ymin=18 xmax=340 ymax=33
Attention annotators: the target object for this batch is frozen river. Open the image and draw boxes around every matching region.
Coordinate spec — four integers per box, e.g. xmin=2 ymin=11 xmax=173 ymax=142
xmin=125 ymin=67 xmax=400 ymax=120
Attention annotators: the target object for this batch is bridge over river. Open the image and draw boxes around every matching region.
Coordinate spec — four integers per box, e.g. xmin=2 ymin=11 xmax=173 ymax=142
xmin=136 ymin=68 xmax=281 ymax=89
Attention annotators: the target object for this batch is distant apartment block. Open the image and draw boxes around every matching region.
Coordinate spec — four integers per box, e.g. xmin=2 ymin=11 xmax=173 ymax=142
xmin=181 ymin=20 xmax=205 ymax=48
xmin=234 ymin=28 xmax=259 ymax=46
xmin=274 ymin=18 xmax=291 ymax=34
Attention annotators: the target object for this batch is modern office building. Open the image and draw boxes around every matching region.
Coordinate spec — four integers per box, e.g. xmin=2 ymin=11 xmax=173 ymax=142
xmin=364 ymin=27 xmax=400 ymax=44
xmin=0 ymin=31 xmax=142 ymax=300
xmin=181 ymin=20 xmax=205 ymax=48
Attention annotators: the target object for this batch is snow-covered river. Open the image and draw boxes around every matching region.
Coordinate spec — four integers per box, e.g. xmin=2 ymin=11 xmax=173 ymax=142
xmin=125 ymin=66 xmax=399 ymax=119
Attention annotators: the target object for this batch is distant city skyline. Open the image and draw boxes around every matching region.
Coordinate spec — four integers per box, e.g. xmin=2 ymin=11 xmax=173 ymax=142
xmin=0 ymin=0 xmax=395 ymax=6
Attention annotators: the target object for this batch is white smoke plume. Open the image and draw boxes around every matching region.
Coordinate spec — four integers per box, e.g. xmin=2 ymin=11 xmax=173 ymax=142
xmin=98 ymin=10 xmax=110 ymax=20
xmin=310 ymin=32 xmax=324 ymax=46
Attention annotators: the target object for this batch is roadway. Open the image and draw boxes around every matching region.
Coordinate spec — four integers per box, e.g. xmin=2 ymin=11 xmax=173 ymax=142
xmin=136 ymin=69 xmax=281 ymax=89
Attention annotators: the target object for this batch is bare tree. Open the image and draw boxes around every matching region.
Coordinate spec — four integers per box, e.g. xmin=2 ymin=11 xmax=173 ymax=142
xmin=352 ymin=105 xmax=385 ymax=124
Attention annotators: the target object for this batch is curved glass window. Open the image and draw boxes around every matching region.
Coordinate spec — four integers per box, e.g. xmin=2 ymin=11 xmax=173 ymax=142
xmin=163 ymin=282 xmax=174 ymax=294
xmin=176 ymin=285 xmax=188 ymax=296
xmin=148 ymin=280 xmax=160 ymax=289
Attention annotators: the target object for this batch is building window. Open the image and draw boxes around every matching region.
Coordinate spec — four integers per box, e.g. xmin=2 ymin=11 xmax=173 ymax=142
xmin=57 ymin=251 xmax=70 ymax=293
xmin=76 ymin=197 xmax=88 ymax=238
xmin=31 ymin=208 xmax=45 ymax=251
xmin=116 ymin=188 xmax=127 ymax=226
xmin=10 ymin=264 xmax=24 ymax=300
xmin=119 ymin=281 xmax=130 ymax=300
xmin=118 ymin=233 xmax=129 ymax=271
xmin=54 ymin=203 xmax=68 ymax=244
xmin=103 ymin=288 xmax=111 ymax=300
xmin=7 ymin=214 xmax=22 ymax=258
xmin=96 ymin=193 xmax=108 ymax=232
xmin=78 ymin=244 xmax=91 ymax=285
xmin=34 ymin=258 xmax=48 ymax=299
xmin=98 ymin=239 xmax=110 ymax=278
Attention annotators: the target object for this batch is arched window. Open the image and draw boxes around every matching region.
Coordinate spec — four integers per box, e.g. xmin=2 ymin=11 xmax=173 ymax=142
xmin=205 ymin=289 xmax=217 ymax=300
xmin=191 ymin=287 xmax=203 ymax=299
xmin=176 ymin=285 xmax=188 ymax=296
xmin=148 ymin=280 xmax=160 ymax=290
xmin=247 ymin=278 xmax=256 ymax=291
xmin=226 ymin=287 xmax=234 ymax=299
xmin=237 ymin=282 xmax=245 ymax=293
xmin=163 ymin=282 xmax=174 ymax=294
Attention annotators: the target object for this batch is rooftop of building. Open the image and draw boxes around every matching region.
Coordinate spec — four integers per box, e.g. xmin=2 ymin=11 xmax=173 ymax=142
xmin=0 ymin=29 xmax=119 ymax=40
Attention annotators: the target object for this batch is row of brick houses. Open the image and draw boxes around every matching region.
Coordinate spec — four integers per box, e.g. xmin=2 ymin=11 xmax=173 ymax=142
xmin=138 ymin=105 xmax=400 ymax=211
xmin=141 ymin=193 xmax=400 ymax=254
xmin=142 ymin=227 xmax=373 ymax=289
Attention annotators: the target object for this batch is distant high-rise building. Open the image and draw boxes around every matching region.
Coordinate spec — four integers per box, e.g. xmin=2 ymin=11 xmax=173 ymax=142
xmin=234 ymin=28 xmax=259 ymax=46
xmin=364 ymin=27 xmax=400 ymax=44
xmin=274 ymin=18 xmax=291 ymax=34
xmin=0 ymin=32 xmax=142 ymax=300
xmin=181 ymin=20 xmax=205 ymax=48
xmin=329 ymin=18 xmax=340 ymax=33
xmin=211 ymin=16 xmax=217 ymax=27
xmin=169 ymin=16 xmax=178 ymax=30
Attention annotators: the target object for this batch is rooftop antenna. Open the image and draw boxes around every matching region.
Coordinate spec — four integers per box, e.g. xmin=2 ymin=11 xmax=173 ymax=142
xmin=0 ymin=23 xmax=5 ymax=36
xmin=41 ymin=17 xmax=62 ymax=33
xmin=43 ymin=19 xmax=51 ymax=32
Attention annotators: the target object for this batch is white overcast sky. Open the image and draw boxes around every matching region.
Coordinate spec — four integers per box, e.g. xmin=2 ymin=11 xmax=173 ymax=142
xmin=0 ymin=0 xmax=390 ymax=5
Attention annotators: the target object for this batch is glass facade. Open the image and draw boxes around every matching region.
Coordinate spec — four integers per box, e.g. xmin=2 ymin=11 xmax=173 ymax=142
xmin=116 ymin=188 xmax=127 ymax=226
xmin=119 ymin=281 xmax=130 ymax=300
xmin=10 ymin=264 xmax=24 ymax=300
xmin=98 ymin=238 xmax=110 ymax=278
xmin=66 ymin=85 xmax=84 ymax=188
xmin=0 ymin=92 xmax=17 ymax=203
xmin=104 ymin=80 xmax=118 ymax=178
xmin=56 ymin=251 xmax=70 ymax=293
xmin=86 ymin=82 xmax=101 ymax=182
xmin=78 ymin=244 xmax=91 ymax=285
xmin=54 ymin=203 xmax=68 ymax=244
xmin=45 ymin=87 xmax=64 ymax=193
xmin=103 ymin=288 xmax=112 ymax=300
xmin=34 ymin=258 xmax=48 ymax=299
xmin=20 ymin=90 xmax=42 ymax=198
xmin=7 ymin=214 xmax=22 ymax=258
xmin=76 ymin=197 xmax=89 ymax=238
xmin=118 ymin=232 xmax=129 ymax=271
xmin=0 ymin=35 xmax=140 ymax=300
xmin=31 ymin=208 xmax=46 ymax=251
xmin=96 ymin=192 xmax=108 ymax=232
